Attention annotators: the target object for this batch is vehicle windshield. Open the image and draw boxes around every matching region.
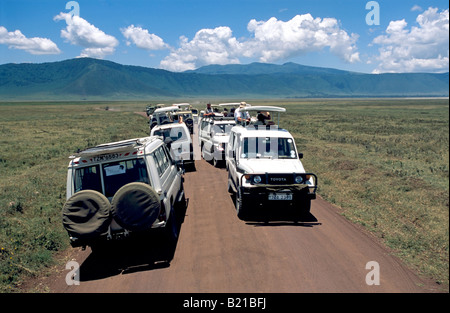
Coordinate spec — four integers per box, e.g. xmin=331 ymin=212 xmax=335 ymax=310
xmin=242 ymin=137 xmax=297 ymax=159
xmin=153 ymin=127 xmax=187 ymax=141
xmin=74 ymin=158 xmax=150 ymax=198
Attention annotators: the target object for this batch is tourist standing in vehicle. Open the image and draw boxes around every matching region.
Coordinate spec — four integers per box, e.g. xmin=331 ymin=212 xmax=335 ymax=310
xmin=234 ymin=102 xmax=251 ymax=125
xmin=204 ymin=103 xmax=215 ymax=117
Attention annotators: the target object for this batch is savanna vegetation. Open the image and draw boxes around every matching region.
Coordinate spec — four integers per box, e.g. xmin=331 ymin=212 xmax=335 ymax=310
xmin=0 ymin=98 xmax=448 ymax=292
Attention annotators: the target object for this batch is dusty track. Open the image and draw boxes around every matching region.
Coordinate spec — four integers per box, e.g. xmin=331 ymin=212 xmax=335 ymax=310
xmin=47 ymin=117 xmax=439 ymax=293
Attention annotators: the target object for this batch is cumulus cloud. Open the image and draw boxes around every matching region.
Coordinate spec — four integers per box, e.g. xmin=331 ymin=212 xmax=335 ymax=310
xmin=121 ymin=25 xmax=168 ymax=50
xmin=160 ymin=26 xmax=242 ymax=71
xmin=244 ymin=14 xmax=360 ymax=63
xmin=54 ymin=12 xmax=118 ymax=58
xmin=159 ymin=14 xmax=360 ymax=71
xmin=0 ymin=26 xmax=60 ymax=55
xmin=371 ymin=7 xmax=449 ymax=73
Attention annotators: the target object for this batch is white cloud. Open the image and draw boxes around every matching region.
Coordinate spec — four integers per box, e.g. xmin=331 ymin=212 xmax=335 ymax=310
xmin=160 ymin=26 xmax=242 ymax=71
xmin=121 ymin=25 xmax=168 ymax=50
xmin=0 ymin=26 xmax=60 ymax=55
xmin=54 ymin=12 xmax=118 ymax=58
xmin=159 ymin=14 xmax=360 ymax=72
xmin=244 ymin=14 xmax=360 ymax=64
xmin=371 ymin=7 xmax=449 ymax=73
xmin=411 ymin=5 xmax=423 ymax=12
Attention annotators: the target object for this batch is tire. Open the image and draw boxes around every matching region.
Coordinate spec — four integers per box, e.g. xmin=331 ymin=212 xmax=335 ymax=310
xmin=111 ymin=182 xmax=161 ymax=232
xmin=174 ymin=189 xmax=187 ymax=225
xmin=227 ymin=172 xmax=235 ymax=194
xmin=62 ymin=190 xmax=111 ymax=240
xmin=235 ymin=187 xmax=249 ymax=221
xmin=161 ymin=205 xmax=179 ymax=262
xmin=164 ymin=206 xmax=179 ymax=244
xmin=293 ymin=197 xmax=311 ymax=222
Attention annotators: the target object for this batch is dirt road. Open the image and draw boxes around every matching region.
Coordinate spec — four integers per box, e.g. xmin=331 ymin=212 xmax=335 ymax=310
xmin=47 ymin=117 xmax=438 ymax=293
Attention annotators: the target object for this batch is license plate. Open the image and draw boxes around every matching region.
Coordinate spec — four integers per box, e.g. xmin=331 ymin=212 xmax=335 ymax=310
xmin=268 ymin=193 xmax=292 ymax=200
xmin=93 ymin=153 xmax=120 ymax=162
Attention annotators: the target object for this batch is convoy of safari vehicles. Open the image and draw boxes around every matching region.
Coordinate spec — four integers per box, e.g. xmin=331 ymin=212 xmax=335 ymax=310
xmin=62 ymin=101 xmax=317 ymax=253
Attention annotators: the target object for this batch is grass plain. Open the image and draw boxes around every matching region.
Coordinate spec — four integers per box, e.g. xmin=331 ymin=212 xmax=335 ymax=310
xmin=0 ymin=98 xmax=448 ymax=292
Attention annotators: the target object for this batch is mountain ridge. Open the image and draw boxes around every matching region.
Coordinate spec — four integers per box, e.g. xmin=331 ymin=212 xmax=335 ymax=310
xmin=0 ymin=58 xmax=448 ymax=100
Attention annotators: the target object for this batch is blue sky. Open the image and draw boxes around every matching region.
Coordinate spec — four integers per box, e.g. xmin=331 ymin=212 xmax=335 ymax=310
xmin=0 ymin=0 xmax=448 ymax=73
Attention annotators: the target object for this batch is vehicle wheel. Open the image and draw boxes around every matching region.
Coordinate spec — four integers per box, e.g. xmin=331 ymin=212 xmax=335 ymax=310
xmin=302 ymin=199 xmax=311 ymax=214
xmin=62 ymin=190 xmax=111 ymax=240
xmin=227 ymin=172 xmax=234 ymax=194
xmin=293 ymin=198 xmax=311 ymax=222
xmin=165 ymin=206 xmax=179 ymax=244
xmin=174 ymin=190 xmax=187 ymax=225
xmin=200 ymin=143 xmax=205 ymax=160
xmin=235 ymin=188 xmax=248 ymax=221
xmin=111 ymin=182 xmax=161 ymax=232
xmin=162 ymin=206 xmax=179 ymax=261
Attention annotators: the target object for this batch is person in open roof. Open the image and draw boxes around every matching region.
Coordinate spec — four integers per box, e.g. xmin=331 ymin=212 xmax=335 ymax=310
xmin=204 ymin=103 xmax=215 ymax=117
xmin=253 ymin=111 xmax=273 ymax=126
xmin=234 ymin=102 xmax=251 ymax=125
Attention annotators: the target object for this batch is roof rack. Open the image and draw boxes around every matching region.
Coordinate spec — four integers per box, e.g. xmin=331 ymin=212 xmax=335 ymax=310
xmin=72 ymin=137 xmax=155 ymax=158
xmin=207 ymin=116 xmax=235 ymax=121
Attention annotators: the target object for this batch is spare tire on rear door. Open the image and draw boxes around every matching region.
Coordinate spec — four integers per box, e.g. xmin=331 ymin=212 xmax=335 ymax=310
xmin=111 ymin=182 xmax=161 ymax=232
xmin=62 ymin=190 xmax=111 ymax=240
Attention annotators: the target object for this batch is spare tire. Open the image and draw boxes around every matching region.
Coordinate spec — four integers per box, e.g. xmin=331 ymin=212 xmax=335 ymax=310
xmin=111 ymin=182 xmax=161 ymax=232
xmin=62 ymin=190 xmax=111 ymax=240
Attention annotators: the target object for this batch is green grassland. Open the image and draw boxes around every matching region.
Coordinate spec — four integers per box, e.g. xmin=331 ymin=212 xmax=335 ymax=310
xmin=278 ymin=98 xmax=449 ymax=288
xmin=0 ymin=99 xmax=448 ymax=292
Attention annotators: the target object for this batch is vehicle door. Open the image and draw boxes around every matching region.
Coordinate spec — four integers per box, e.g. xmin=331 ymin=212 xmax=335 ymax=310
xmin=228 ymin=132 xmax=240 ymax=186
xmin=152 ymin=145 xmax=180 ymax=216
xmin=203 ymin=121 xmax=214 ymax=159
xmin=198 ymin=119 xmax=208 ymax=147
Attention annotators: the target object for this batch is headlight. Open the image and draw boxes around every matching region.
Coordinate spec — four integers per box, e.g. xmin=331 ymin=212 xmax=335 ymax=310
xmin=253 ymin=175 xmax=262 ymax=184
xmin=295 ymin=175 xmax=303 ymax=184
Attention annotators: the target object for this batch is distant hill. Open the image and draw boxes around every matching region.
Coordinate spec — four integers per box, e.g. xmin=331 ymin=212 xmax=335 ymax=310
xmin=0 ymin=58 xmax=448 ymax=100
xmin=184 ymin=62 xmax=352 ymax=75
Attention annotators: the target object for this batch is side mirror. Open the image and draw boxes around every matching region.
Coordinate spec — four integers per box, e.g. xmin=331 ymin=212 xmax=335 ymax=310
xmin=176 ymin=160 xmax=185 ymax=174
xmin=164 ymin=137 xmax=173 ymax=149
xmin=298 ymin=153 xmax=303 ymax=159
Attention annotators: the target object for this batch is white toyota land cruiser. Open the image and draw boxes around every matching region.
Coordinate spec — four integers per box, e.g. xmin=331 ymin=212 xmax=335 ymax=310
xmin=62 ymin=136 xmax=186 ymax=253
xmin=225 ymin=106 xmax=317 ymax=222
xmin=198 ymin=116 xmax=236 ymax=167
xmin=151 ymin=122 xmax=195 ymax=171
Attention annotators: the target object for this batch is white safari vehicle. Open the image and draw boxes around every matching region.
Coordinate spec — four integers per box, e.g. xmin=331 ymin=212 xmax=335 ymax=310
xmin=225 ymin=106 xmax=317 ymax=222
xmin=151 ymin=122 xmax=195 ymax=171
xmin=62 ymin=136 xmax=186 ymax=253
xmin=198 ymin=116 xmax=236 ymax=167
xmin=149 ymin=106 xmax=179 ymax=130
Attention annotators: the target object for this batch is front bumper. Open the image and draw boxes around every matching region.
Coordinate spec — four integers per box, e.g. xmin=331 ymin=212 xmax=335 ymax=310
xmin=237 ymin=173 xmax=317 ymax=220
xmin=240 ymin=184 xmax=315 ymax=205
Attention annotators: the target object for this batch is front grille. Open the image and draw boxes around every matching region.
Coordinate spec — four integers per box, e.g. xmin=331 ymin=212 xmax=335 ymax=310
xmin=266 ymin=174 xmax=294 ymax=185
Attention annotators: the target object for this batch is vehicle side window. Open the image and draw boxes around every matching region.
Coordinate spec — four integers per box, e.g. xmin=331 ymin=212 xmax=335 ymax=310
xmin=202 ymin=120 xmax=208 ymax=131
xmin=154 ymin=146 xmax=170 ymax=177
xmin=161 ymin=145 xmax=173 ymax=165
xmin=229 ymin=132 xmax=234 ymax=147
xmin=152 ymin=150 xmax=163 ymax=176
xmin=159 ymin=146 xmax=170 ymax=171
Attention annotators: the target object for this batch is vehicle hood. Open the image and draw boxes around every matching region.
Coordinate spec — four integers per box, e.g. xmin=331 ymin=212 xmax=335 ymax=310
xmin=238 ymin=159 xmax=306 ymax=174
